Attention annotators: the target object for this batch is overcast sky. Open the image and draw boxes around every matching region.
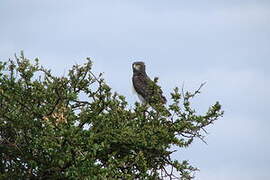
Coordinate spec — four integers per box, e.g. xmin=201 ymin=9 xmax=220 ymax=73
xmin=1 ymin=0 xmax=270 ymax=179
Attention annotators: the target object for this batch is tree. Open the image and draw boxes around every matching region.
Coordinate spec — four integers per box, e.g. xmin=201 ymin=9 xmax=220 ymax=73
xmin=0 ymin=52 xmax=223 ymax=180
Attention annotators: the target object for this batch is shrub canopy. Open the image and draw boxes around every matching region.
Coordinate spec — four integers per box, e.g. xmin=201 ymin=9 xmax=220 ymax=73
xmin=0 ymin=53 xmax=223 ymax=179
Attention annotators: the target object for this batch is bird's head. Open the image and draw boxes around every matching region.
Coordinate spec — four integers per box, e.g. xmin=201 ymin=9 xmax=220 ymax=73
xmin=132 ymin=61 xmax=146 ymax=73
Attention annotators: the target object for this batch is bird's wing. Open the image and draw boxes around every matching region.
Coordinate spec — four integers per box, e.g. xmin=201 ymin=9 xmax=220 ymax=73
xmin=133 ymin=75 xmax=166 ymax=104
xmin=132 ymin=75 xmax=149 ymax=100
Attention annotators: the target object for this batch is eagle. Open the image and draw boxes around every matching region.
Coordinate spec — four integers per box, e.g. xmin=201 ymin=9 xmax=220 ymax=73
xmin=132 ymin=61 xmax=167 ymax=108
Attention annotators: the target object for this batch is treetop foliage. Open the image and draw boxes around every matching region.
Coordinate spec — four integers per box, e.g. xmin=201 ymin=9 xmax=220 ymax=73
xmin=0 ymin=52 xmax=223 ymax=179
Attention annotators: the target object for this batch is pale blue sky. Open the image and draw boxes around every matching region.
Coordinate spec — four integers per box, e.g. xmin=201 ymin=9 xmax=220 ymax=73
xmin=1 ymin=1 xmax=270 ymax=179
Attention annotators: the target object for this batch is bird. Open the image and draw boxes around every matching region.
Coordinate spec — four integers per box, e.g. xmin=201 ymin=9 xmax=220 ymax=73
xmin=132 ymin=61 xmax=168 ymax=112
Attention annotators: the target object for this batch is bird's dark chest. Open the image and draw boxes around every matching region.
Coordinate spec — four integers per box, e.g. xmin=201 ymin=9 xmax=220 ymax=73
xmin=132 ymin=74 xmax=148 ymax=89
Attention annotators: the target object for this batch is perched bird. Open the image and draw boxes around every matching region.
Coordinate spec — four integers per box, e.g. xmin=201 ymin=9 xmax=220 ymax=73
xmin=132 ymin=61 xmax=167 ymax=107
